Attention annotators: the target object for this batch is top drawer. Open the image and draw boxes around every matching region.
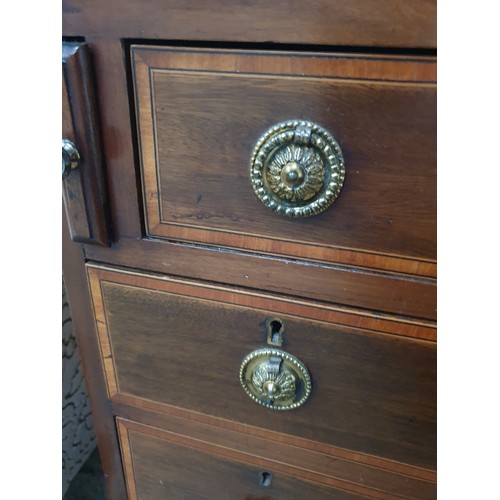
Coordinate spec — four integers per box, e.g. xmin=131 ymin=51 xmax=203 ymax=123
xmin=132 ymin=47 xmax=436 ymax=277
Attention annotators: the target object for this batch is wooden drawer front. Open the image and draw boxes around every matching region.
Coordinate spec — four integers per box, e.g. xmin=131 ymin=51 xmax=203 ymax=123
xmin=118 ymin=418 xmax=367 ymax=500
xmin=89 ymin=265 xmax=436 ymax=472
xmin=116 ymin=410 xmax=436 ymax=499
xmin=64 ymin=1 xmax=436 ymax=49
xmin=133 ymin=47 xmax=436 ymax=277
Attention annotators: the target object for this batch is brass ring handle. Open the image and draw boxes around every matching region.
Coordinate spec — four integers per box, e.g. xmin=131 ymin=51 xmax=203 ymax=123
xmin=239 ymin=348 xmax=312 ymax=410
xmin=62 ymin=139 xmax=80 ymax=179
xmin=250 ymin=120 xmax=345 ymax=217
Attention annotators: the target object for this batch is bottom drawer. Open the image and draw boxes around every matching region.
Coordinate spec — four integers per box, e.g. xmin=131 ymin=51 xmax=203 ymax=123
xmin=117 ymin=417 xmax=364 ymax=499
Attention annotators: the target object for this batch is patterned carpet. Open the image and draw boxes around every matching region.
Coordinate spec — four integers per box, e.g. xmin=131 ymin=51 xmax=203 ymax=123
xmin=63 ymin=279 xmax=106 ymax=499
xmin=64 ymin=448 xmax=107 ymax=500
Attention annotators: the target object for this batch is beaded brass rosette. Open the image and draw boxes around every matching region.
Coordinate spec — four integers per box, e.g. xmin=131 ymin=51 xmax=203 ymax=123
xmin=250 ymin=120 xmax=345 ymax=217
xmin=239 ymin=348 xmax=312 ymax=411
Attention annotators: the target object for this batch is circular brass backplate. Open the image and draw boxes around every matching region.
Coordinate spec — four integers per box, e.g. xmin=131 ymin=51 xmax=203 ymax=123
xmin=239 ymin=348 xmax=312 ymax=411
xmin=250 ymin=120 xmax=345 ymax=217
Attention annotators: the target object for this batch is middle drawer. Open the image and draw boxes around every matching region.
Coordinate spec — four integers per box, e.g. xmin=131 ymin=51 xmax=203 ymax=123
xmin=88 ymin=264 xmax=436 ymax=473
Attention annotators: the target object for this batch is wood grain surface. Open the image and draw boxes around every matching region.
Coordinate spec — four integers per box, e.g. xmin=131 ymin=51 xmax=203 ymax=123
xmin=62 ymin=208 xmax=127 ymax=499
xmin=86 ymin=238 xmax=437 ymax=321
xmin=62 ymin=42 xmax=111 ymax=246
xmin=113 ymin=396 xmax=436 ymax=484
xmin=83 ymin=39 xmax=143 ymax=240
xmin=63 ymin=2 xmax=437 ymax=497
xmin=117 ymin=417 xmax=436 ymax=499
xmin=118 ymin=418 xmax=435 ymax=499
xmin=118 ymin=422 xmax=364 ymax=499
xmin=88 ymin=265 xmax=436 ymax=471
xmin=81 ymin=42 xmax=436 ymax=321
xmin=62 ymin=0 xmax=437 ymax=49
xmin=62 ymin=71 xmax=91 ymax=243
xmin=133 ymin=47 xmax=436 ymax=276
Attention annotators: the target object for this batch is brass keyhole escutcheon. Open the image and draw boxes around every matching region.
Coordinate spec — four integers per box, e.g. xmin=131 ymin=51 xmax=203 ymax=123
xmin=239 ymin=348 xmax=312 ymax=411
xmin=250 ymin=120 xmax=345 ymax=217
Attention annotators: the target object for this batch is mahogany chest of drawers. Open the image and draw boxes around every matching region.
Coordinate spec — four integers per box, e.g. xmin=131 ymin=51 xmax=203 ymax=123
xmin=63 ymin=2 xmax=436 ymax=498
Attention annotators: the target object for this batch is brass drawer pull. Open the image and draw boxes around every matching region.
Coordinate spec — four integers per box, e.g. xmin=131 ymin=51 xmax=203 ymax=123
xmin=62 ymin=139 xmax=80 ymax=179
xmin=250 ymin=120 xmax=345 ymax=217
xmin=239 ymin=348 xmax=312 ymax=410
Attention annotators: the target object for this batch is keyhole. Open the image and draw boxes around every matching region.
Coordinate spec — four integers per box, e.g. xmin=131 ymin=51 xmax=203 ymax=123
xmin=260 ymin=471 xmax=273 ymax=488
xmin=270 ymin=321 xmax=281 ymax=343
xmin=266 ymin=318 xmax=284 ymax=346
